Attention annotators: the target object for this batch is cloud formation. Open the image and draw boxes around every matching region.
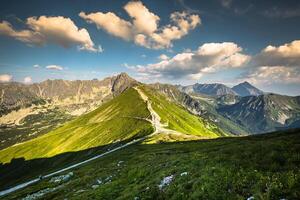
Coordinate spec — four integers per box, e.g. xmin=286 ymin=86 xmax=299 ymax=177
xmin=46 ymin=65 xmax=64 ymax=70
xmin=0 ymin=74 xmax=13 ymax=82
xmin=0 ymin=16 xmax=101 ymax=52
xmin=158 ymin=54 xmax=169 ymax=60
xmin=242 ymin=40 xmax=300 ymax=85
xmin=254 ymin=40 xmax=300 ymax=67
xmin=23 ymin=76 xmax=32 ymax=84
xmin=80 ymin=1 xmax=201 ymax=49
xmin=242 ymin=66 xmax=300 ymax=85
xmin=129 ymin=42 xmax=250 ymax=79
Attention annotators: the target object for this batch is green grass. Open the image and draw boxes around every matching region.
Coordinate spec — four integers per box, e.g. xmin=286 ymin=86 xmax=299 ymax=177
xmin=4 ymin=129 xmax=300 ymax=200
xmin=0 ymin=88 xmax=153 ymax=163
xmin=140 ymin=86 xmax=226 ymax=138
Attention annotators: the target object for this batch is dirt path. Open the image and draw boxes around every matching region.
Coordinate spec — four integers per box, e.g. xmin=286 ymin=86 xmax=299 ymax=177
xmin=134 ymin=87 xmax=200 ymax=139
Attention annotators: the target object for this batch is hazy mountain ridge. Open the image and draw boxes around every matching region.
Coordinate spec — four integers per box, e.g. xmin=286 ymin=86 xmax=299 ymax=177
xmin=180 ymin=83 xmax=237 ymax=96
xmin=180 ymin=81 xmax=264 ymax=97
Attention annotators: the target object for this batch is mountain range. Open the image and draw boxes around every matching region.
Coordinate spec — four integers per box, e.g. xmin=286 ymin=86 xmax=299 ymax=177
xmin=0 ymin=73 xmax=299 ymax=199
xmin=179 ymin=81 xmax=264 ymax=97
xmin=1 ymin=73 xmax=299 ymax=148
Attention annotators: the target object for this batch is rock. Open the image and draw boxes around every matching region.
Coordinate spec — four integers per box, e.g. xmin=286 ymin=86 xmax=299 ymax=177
xmin=158 ymin=175 xmax=174 ymax=190
xmin=117 ymin=160 xmax=124 ymax=167
xmin=180 ymin=172 xmax=188 ymax=176
xmin=49 ymin=172 xmax=74 ymax=184
xmin=91 ymin=185 xmax=99 ymax=189
xmin=22 ymin=185 xmax=63 ymax=200
xmin=75 ymin=189 xmax=86 ymax=194
xmin=96 ymin=179 xmax=102 ymax=184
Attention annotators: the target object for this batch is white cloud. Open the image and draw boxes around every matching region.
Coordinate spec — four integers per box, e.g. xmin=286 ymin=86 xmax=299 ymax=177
xmin=0 ymin=74 xmax=13 ymax=82
xmin=79 ymin=12 xmax=133 ymax=40
xmin=23 ymin=76 xmax=32 ymax=84
xmin=80 ymin=1 xmax=201 ymax=49
xmin=0 ymin=16 xmax=101 ymax=52
xmin=33 ymin=64 xmax=40 ymax=68
xmin=124 ymin=1 xmax=159 ymax=35
xmin=242 ymin=66 xmax=300 ymax=85
xmin=158 ymin=54 xmax=169 ymax=60
xmin=254 ymin=40 xmax=300 ymax=67
xmin=46 ymin=65 xmax=64 ymax=70
xmin=129 ymin=42 xmax=250 ymax=80
xmin=241 ymin=40 xmax=300 ymax=85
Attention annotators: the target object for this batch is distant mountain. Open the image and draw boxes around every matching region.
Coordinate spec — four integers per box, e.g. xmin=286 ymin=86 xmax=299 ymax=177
xmin=232 ymin=81 xmax=264 ymax=96
xmin=0 ymin=72 xmax=138 ymax=116
xmin=0 ymin=73 xmax=138 ymax=149
xmin=0 ymin=82 xmax=45 ymax=116
xmin=180 ymin=83 xmax=237 ymax=96
xmin=218 ymin=93 xmax=300 ymax=133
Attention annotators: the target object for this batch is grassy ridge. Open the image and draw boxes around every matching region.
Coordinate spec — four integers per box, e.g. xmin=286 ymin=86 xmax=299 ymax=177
xmin=0 ymin=88 xmax=153 ymax=164
xmin=4 ymin=129 xmax=300 ymax=200
xmin=141 ymin=86 xmax=225 ymax=138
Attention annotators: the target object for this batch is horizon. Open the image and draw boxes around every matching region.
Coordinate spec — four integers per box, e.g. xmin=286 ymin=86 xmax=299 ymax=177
xmin=0 ymin=0 xmax=300 ymax=96
xmin=2 ymin=72 xmax=296 ymax=97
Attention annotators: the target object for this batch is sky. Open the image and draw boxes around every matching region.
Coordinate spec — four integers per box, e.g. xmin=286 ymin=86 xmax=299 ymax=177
xmin=0 ymin=0 xmax=300 ymax=95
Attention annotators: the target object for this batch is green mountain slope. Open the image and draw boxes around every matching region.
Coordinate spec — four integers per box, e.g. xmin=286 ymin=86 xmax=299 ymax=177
xmin=0 ymin=88 xmax=153 ymax=164
xmin=0 ymin=84 xmax=225 ymax=164
xmin=4 ymin=129 xmax=300 ymax=200
xmin=140 ymin=86 xmax=226 ymax=139
xmin=148 ymin=83 xmax=247 ymax=135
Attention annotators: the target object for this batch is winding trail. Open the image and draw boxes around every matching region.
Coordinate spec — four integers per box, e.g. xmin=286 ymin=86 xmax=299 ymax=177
xmin=134 ymin=87 xmax=201 ymax=139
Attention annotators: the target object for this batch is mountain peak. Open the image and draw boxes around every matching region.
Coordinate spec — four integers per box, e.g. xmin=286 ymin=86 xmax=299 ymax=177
xmin=232 ymin=81 xmax=264 ymax=96
xmin=241 ymin=81 xmax=252 ymax=86
xmin=112 ymin=72 xmax=139 ymax=95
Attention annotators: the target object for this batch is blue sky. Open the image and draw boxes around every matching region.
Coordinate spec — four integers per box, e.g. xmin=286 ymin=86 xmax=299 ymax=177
xmin=0 ymin=0 xmax=300 ymax=95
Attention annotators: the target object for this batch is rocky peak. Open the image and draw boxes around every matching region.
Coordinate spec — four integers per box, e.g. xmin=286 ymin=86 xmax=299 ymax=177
xmin=111 ymin=73 xmax=139 ymax=95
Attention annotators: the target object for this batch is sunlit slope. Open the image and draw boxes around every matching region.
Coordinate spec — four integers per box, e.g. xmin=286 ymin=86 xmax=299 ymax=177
xmin=0 ymin=88 xmax=153 ymax=164
xmin=140 ymin=86 xmax=226 ymax=138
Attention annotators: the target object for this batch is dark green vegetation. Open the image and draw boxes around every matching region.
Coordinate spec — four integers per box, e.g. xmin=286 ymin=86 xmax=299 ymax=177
xmin=0 ymin=107 xmax=73 ymax=150
xmin=0 ymin=88 xmax=153 ymax=163
xmin=2 ymin=129 xmax=299 ymax=200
